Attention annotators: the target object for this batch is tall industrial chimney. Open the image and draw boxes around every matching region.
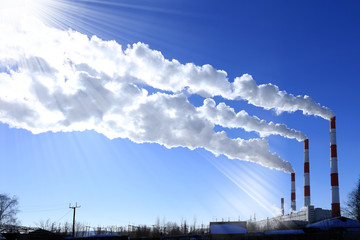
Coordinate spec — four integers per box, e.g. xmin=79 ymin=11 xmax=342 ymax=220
xmin=330 ymin=116 xmax=340 ymax=217
xmin=291 ymin=172 xmax=296 ymax=212
xmin=304 ymin=139 xmax=311 ymax=207
xmin=281 ymin=198 xmax=284 ymax=216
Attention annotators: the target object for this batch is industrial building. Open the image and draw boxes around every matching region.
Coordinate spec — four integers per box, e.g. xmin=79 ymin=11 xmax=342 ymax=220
xmin=213 ymin=116 xmax=350 ymax=233
xmin=257 ymin=116 xmax=341 ymax=227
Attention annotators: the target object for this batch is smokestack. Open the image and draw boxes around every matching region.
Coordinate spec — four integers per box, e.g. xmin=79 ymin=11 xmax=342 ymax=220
xmin=281 ymin=198 xmax=284 ymax=216
xmin=330 ymin=116 xmax=340 ymax=217
xmin=291 ymin=172 xmax=296 ymax=212
xmin=304 ymin=139 xmax=310 ymax=207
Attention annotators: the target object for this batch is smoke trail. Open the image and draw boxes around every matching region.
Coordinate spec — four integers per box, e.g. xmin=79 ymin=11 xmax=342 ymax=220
xmin=0 ymin=19 xmax=295 ymax=173
xmin=231 ymin=74 xmax=335 ymax=120
xmin=198 ymin=98 xmax=307 ymax=141
xmin=101 ymin=42 xmax=335 ymax=120
xmin=2 ymin=16 xmax=334 ymax=120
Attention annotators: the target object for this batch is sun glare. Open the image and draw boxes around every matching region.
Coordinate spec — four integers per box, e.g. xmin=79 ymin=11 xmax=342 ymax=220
xmin=0 ymin=0 xmax=65 ymax=27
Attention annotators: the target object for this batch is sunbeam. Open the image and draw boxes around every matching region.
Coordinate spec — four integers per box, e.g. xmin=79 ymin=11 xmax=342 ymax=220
xmin=0 ymin=0 xmax=357 ymax=230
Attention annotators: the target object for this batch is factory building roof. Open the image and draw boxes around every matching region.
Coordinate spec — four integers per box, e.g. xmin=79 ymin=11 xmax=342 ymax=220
xmin=306 ymin=217 xmax=360 ymax=230
xmin=209 ymin=221 xmax=247 ymax=234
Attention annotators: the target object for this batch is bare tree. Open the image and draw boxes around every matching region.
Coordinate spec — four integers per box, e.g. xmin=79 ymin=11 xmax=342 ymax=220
xmin=36 ymin=219 xmax=64 ymax=232
xmin=63 ymin=221 xmax=70 ymax=234
xmin=165 ymin=222 xmax=180 ymax=235
xmin=180 ymin=219 xmax=188 ymax=235
xmin=344 ymin=176 xmax=360 ymax=220
xmin=190 ymin=217 xmax=197 ymax=234
xmin=94 ymin=226 xmax=106 ymax=235
xmin=152 ymin=217 xmax=161 ymax=237
xmin=0 ymin=193 xmax=19 ymax=227
xmin=36 ymin=219 xmax=50 ymax=230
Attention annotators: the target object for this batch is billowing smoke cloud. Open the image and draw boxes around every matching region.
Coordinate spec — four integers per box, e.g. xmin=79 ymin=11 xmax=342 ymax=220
xmin=0 ymin=19 xmax=296 ymax=173
xmin=1 ymin=17 xmax=333 ymax=120
xmin=125 ymin=43 xmax=334 ymax=119
xmin=198 ymin=98 xmax=307 ymax=141
xmin=231 ymin=75 xmax=334 ymax=120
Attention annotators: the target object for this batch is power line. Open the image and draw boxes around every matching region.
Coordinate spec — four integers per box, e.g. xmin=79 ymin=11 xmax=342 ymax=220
xmin=21 ymin=207 xmax=67 ymax=213
xmin=55 ymin=209 xmax=72 ymax=223
xmin=20 ymin=203 xmax=69 ymax=212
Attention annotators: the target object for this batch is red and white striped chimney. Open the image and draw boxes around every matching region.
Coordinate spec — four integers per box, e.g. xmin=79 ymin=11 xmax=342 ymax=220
xmin=281 ymin=198 xmax=284 ymax=216
xmin=330 ymin=116 xmax=340 ymax=217
xmin=304 ymin=139 xmax=311 ymax=207
xmin=291 ymin=172 xmax=296 ymax=212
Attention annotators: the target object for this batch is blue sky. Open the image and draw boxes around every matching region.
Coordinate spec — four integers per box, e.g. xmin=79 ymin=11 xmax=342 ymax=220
xmin=1 ymin=0 xmax=360 ymax=228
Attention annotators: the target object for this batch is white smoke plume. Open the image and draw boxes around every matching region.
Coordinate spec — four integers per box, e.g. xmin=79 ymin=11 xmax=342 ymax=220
xmin=2 ymin=16 xmax=334 ymax=120
xmin=198 ymin=98 xmax=307 ymax=141
xmin=231 ymin=74 xmax=335 ymax=120
xmin=0 ymin=19 xmax=295 ymax=173
xmin=126 ymin=43 xmax=334 ymax=119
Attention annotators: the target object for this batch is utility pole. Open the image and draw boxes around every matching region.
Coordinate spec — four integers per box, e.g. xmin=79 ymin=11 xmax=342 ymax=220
xmin=69 ymin=203 xmax=81 ymax=237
